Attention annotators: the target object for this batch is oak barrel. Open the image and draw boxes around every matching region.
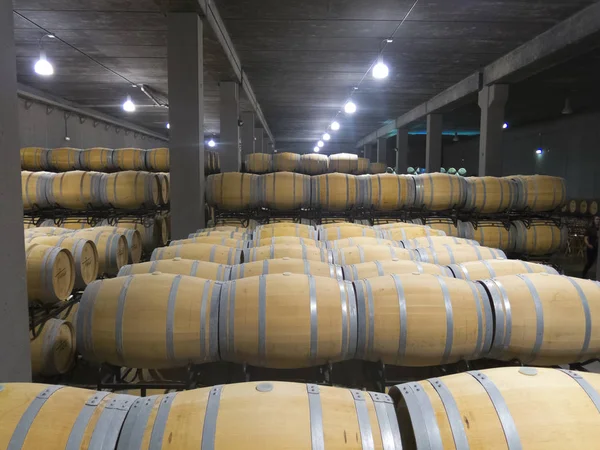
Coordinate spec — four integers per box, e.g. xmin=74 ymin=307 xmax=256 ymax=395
xmin=30 ymin=319 xmax=75 ymax=376
xmin=47 ymin=171 xmax=104 ymax=209
xmin=229 ymin=257 xmax=342 ymax=280
xmin=261 ymin=171 xmax=311 ymax=210
xmin=299 ymin=153 xmax=328 ymax=175
xmin=151 ymin=243 xmax=241 ymax=265
xmin=311 ymin=173 xmax=358 ymax=211
xmin=145 ymin=147 xmax=169 ymax=172
xmin=400 ymin=236 xmax=480 ymax=249
xmin=46 ymin=147 xmax=83 ymax=171
xmin=272 ymin=152 xmax=301 ymax=172
xmin=205 ymin=173 xmax=260 ymax=211
xmin=80 ymin=147 xmax=116 ymax=171
xmin=331 ymin=245 xmax=417 ymax=265
xmin=511 ymin=175 xmax=567 ymax=212
xmin=342 ymin=260 xmax=453 ymax=281
xmin=357 ymin=174 xmax=416 ymax=211
xmin=118 ymin=257 xmax=231 ymax=281
xmin=413 ymin=173 xmax=468 ymax=211
xmin=20 ymin=147 xmax=50 ymax=171
xmin=510 ymin=220 xmax=567 ymax=255
xmin=25 ymin=243 xmax=76 ymax=305
xmin=458 ymin=220 xmax=512 ymax=251
xmin=449 ymin=259 xmax=558 ymax=281
xmin=328 ymin=153 xmax=358 ymax=173
xmin=327 ymin=236 xmax=402 ymax=249
xmin=71 ymin=229 xmax=129 ymax=275
xmin=464 ymin=176 xmax=516 ymax=213
xmin=416 ymin=244 xmax=506 ymax=265
xmin=101 ymin=171 xmax=160 ymax=209
xmin=245 ymin=153 xmax=273 ymax=173
xmin=21 ymin=171 xmax=53 ymax=210
xmin=242 ymin=244 xmax=331 ymax=263
xmin=113 ymin=147 xmax=147 ymax=171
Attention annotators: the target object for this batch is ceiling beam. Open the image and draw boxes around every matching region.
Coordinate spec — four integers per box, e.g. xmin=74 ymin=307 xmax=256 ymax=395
xmin=197 ymin=0 xmax=274 ymax=144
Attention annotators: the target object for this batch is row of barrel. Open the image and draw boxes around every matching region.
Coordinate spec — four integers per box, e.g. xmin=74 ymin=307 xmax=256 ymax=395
xmin=207 ymin=172 xmax=567 ymax=213
xmin=22 ymin=170 xmax=169 ymax=211
xmin=20 ymin=146 xmax=221 ymax=174
xmin=6 ymin=366 xmax=600 ymax=449
xmin=246 ymin=151 xmax=387 ymax=175
xmin=565 ymin=198 xmax=599 ymax=216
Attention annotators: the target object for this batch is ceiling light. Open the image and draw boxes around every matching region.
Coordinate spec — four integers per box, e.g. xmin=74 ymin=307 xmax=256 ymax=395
xmin=34 ymin=52 xmax=54 ymax=76
xmin=331 ymin=121 xmax=340 ymax=131
xmin=323 ymin=133 xmax=331 ymax=141
xmin=372 ymin=54 xmax=389 ymax=79
xmin=536 ymin=148 xmax=543 ymax=155
xmin=317 ymin=140 xmax=324 ymax=148
xmin=208 ymin=139 xmax=216 ymax=148
xmin=314 ymin=146 xmax=320 ymax=153
xmin=386 ymin=38 xmax=394 ymax=43
xmin=344 ymin=101 xmax=357 ymax=114
xmin=166 ymin=123 xmax=170 ymax=129
xmin=122 ymin=96 xmax=136 ymax=112
xmin=503 ymin=122 xmax=508 ymax=129
xmin=562 ymin=98 xmax=573 ymax=115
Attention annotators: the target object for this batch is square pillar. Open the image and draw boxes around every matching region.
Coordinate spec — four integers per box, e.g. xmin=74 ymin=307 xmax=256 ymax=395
xmin=255 ymin=129 xmax=264 ymax=154
xmin=478 ymin=84 xmax=509 ymax=176
xmin=396 ymin=128 xmax=409 ymax=174
xmin=0 ymin=1 xmax=31 ymax=381
xmin=219 ymin=81 xmax=241 ymax=172
xmin=241 ymin=111 xmax=255 ymax=162
xmin=377 ymin=137 xmax=387 ymax=164
xmin=426 ymin=113 xmax=443 ymax=173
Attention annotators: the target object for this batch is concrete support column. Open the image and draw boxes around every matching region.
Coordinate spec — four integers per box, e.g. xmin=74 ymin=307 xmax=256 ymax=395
xmin=255 ymin=129 xmax=264 ymax=154
xmin=478 ymin=84 xmax=509 ymax=176
xmin=377 ymin=137 xmax=387 ymax=164
xmin=168 ymin=12 xmax=205 ymax=237
xmin=426 ymin=113 xmax=443 ymax=173
xmin=0 ymin=2 xmax=31 ymax=381
xmin=241 ymin=112 xmax=255 ymax=162
xmin=219 ymin=81 xmax=241 ymax=172
xmin=363 ymin=144 xmax=371 ymax=161
xmin=395 ymin=128 xmax=409 ymax=174
xmin=267 ymin=140 xmax=273 ymax=154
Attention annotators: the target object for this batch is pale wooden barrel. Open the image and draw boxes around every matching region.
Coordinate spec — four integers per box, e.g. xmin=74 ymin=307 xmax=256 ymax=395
xmin=300 ymin=153 xmax=328 ymax=175
xmin=21 ymin=171 xmax=53 ymax=209
xmin=46 ymin=147 xmax=83 ymax=171
xmin=464 ymin=176 xmax=517 ymax=213
xmin=230 ymin=257 xmax=342 ymax=280
xmin=253 ymin=225 xmax=317 ymax=240
xmin=101 ymin=171 xmax=160 ymax=209
xmin=354 ymin=274 xmax=492 ymax=366
xmin=327 ymin=236 xmax=402 ymax=249
xmin=80 ymin=147 xmax=116 ymax=171
xmin=356 ymin=174 xmax=416 ymax=211
xmin=20 ymin=147 xmax=50 ymax=171
xmin=416 ymin=244 xmax=507 ymax=265
xmin=55 ymin=219 xmax=93 ymax=230
xmin=413 ymin=173 xmax=468 ymax=210
xmin=400 ymin=236 xmax=480 ymax=249
xmin=332 ymin=245 xmax=417 ymax=265
xmin=311 ymin=173 xmax=358 ymax=211
xmin=189 ymin=230 xmax=249 ymax=239
xmin=145 ymin=147 xmax=169 ymax=171
xmin=243 ymin=244 xmax=331 ymax=263
xmin=117 ymin=381 xmax=400 ymax=449
xmin=272 ymin=152 xmax=301 ymax=172
xmin=25 ymin=243 xmax=76 ymax=305
xmin=590 ymin=200 xmax=599 ymax=216
xmin=320 ymin=225 xmax=384 ymax=241
xmin=71 ymin=229 xmax=129 ymax=275
xmin=57 ymin=301 xmax=79 ymax=329
xmin=24 ymin=226 xmax=72 ymax=236
xmin=117 ymin=218 xmax=166 ymax=254
xmin=77 ymin=273 xmax=221 ymax=368
xmin=480 ymin=273 xmax=600 ymax=365
xmin=205 ymin=173 xmax=260 ymax=211
xmin=423 ymin=218 xmax=460 ymax=237
xmin=389 ymin=367 xmax=600 ymax=450
xmin=511 ymin=174 xmax=567 ymax=212
xmin=320 ymin=222 xmax=368 ymax=229
xmin=510 ymin=220 xmax=568 ymax=255
xmin=370 ymin=162 xmax=387 ymax=174
xmin=171 ymin=236 xmax=246 ymax=249
xmin=92 ymin=226 xmax=143 ymax=264
xmin=25 ymin=235 xmax=98 ymax=289
xmin=568 ymin=198 xmax=579 ymax=214
xmin=261 ymin=172 xmax=311 ymax=210
xmin=256 ymin=221 xmax=313 ymax=229
xmin=155 ymin=172 xmax=169 ymax=205
xmin=151 ymin=243 xmax=241 ymax=265
xmin=383 ymin=226 xmax=446 ymax=241
xmin=30 ymin=319 xmax=75 ymax=376
xmin=248 ymin=236 xmax=322 ymax=248
xmin=113 ymin=147 xmax=147 ymax=170
xmin=245 ymin=153 xmax=273 ymax=173
xmin=374 ymin=222 xmax=425 ymax=229
xmin=219 ymin=273 xmax=357 ymax=368
xmin=0 ymin=384 xmax=138 ymax=450
xmin=118 ymin=258 xmax=231 ymax=281
xmin=355 ymin=157 xmax=370 ymax=174
xmin=196 ymin=225 xmax=247 ymax=233
xmin=329 ymin=152 xmax=358 ymax=173
xmin=47 ymin=170 xmax=104 ymax=209
xmin=449 ymin=259 xmax=559 ymax=281
xmin=458 ymin=220 xmax=512 ymax=251
xmin=342 ymin=260 xmax=453 ymax=281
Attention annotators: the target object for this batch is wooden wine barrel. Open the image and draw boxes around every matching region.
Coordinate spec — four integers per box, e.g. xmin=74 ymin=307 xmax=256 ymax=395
xmin=355 ymin=157 xmax=370 ymax=175
xmin=77 ymin=273 xmax=221 ymax=368
xmin=464 ymin=176 xmax=516 ymax=213
xmin=300 ymin=153 xmax=328 ymax=175
xmin=46 ymin=147 xmax=83 ymax=171
xmin=311 ymin=173 xmax=358 ymax=211
xmin=458 ymin=220 xmax=512 ymax=251
xmin=205 ymin=173 xmax=260 ymax=211
xmin=327 ymin=236 xmax=402 ymax=249
xmin=354 ymin=274 xmax=492 ymax=366
xmin=196 ymin=225 xmax=247 ymax=233
xmin=413 ymin=173 xmax=468 ymax=211
xmin=155 ymin=172 xmax=169 ymax=205
xmin=171 ymin=236 xmax=245 ymax=248
xmin=400 ymin=235 xmax=480 ymax=250
xmin=253 ymin=225 xmax=317 ymax=240
xmin=389 ymin=367 xmax=600 ymax=450
xmin=219 ymin=274 xmax=357 ymax=368
xmin=510 ymin=175 xmax=567 ymax=212
xmin=71 ymin=230 xmax=129 ymax=275
xmin=342 ymin=260 xmax=453 ymax=281
xmin=25 ymin=243 xmax=76 ymax=305
xmin=25 ymin=235 xmax=99 ymax=289
xmin=24 ymin=226 xmax=72 ymax=236
xmin=331 ymin=245 xmax=417 ymax=265
xmin=374 ymin=222 xmax=425 ymax=230
xmin=480 ymin=273 xmax=600 ymax=364
xmin=0 ymin=384 xmax=138 ymax=450
xmin=80 ymin=147 xmax=116 ymax=171
xmin=243 ymin=244 xmax=331 ymax=263
xmin=590 ymin=200 xmax=599 ymax=216
xmin=113 ymin=147 xmax=147 ymax=170
xmin=328 ymin=152 xmax=358 ymax=174
xmin=356 ymin=174 xmax=416 ymax=211
xmin=261 ymin=172 xmax=311 ymax=210
xmin=151 ymin=243 xmax=241 ymax=265
xmin=320 ymin=222 xmax=368 ymax=229
xmin=101 ymin=171 xmax=160 ymax=209
xmin=30 ymin=319 xmax=75 ymax=376
xmin=568 ymin=198 xmax=579 ymax=214
xmin=248 ymin=236 xmax=322 ymax=248
xmin=20 ymin=147 xmax=50 ymax=171
xmin=320 ymin=225 xmax=384 ymax=241
xmin=370 ymin=162 xmax=387 ymax=174
xmin=230 ymin=257 xmax=342 ymax=280
xmin=47 ymin=170 xmax=104 ymax=210
xmin=423 ymin=218 xmax=460 ymax=237
xmin=245 ymin=153 xmax=272 ymax=173
xmin=117 ymin=381 xmax=401 ymax=449
xmin=449 ymin=259 xmax=559 ymax=281
xmin=92 ymin=227 xmax=143 ymax=264
xmin=117 ymin=218 xmax=166 ymax=254
xmin=57 ymin=301 xmax=79 ymax=329
xmin=272 ymin=152 xmax=301 ymax=172
xmin=53 ymin=218 xmax=93 ymax=231
xmin=118 ymin=257 xmax=231 ymax=281
xmin=510 ymin=220 xmax=568 ymax=255
xmin=21 ymin=171 xmax=53 ymax=210
xmin=382 ymin=226 xmax=446 ymax=241
xmin=416 ymin=244 xmax=507 ymax=265
xmin=145 ymin=147 xmax=169 ymax=172
xmin=190 ymin=230 xmax=249 ymax=239
xmin=255 ymin=222 xmax=314 ymax=229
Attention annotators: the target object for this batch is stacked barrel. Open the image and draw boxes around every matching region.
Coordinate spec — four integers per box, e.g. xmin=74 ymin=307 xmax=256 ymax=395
xmin=245 ymin=152 xmax=387 ymax=175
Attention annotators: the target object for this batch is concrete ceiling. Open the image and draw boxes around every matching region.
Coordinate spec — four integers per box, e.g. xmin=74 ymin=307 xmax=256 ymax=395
xmin=11 ymin=0 xmax=600 ymax=148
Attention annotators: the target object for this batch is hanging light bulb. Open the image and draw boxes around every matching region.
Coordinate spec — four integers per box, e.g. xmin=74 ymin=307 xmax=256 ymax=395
xmin=323 ymin=133 xmax=331 ymax=141
xmin=166 ymin=123 xmax=170 ymax=129
xmin=331 ymin=121 xmax=340 ymax=131
xmin=208 ymin=138 xmax=216 ymax=148
xmin=34 ymin=51 xmax=54 ymax=76
xmin=122 ymin=96 xmax=136 ymax=112
xmin=503 ymin=122 xmax=509 ymax=129
xmin=313 ymin=146 xmax=320 ymax=153
xmin=344 ymin=101 xmax=357 ymax=114
xmin=372 ymin=54 xmax=389 ymax=79
xmin=317 ymin=140 xmax=324 ymax=148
